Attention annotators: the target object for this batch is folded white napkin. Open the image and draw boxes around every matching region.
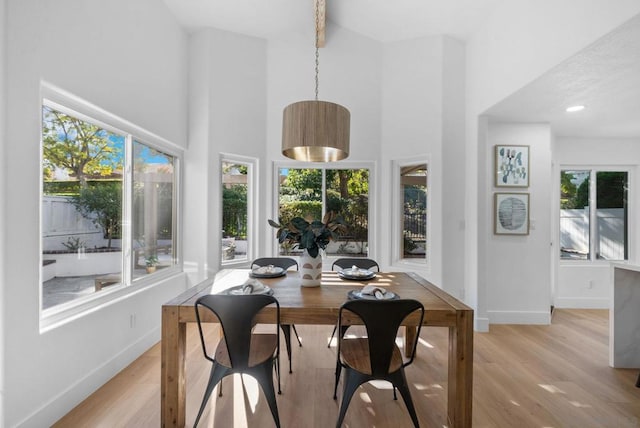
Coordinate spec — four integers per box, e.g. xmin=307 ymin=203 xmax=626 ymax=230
xmin=347 ymin=265 xmax=368 ymax=276
xmin=361 ymin=285 xmax=387 ymax=299
xmin=255 ymin=265 xmax=279 ymax=274
xmin=241 ymin=278 xmax=265 ymax=294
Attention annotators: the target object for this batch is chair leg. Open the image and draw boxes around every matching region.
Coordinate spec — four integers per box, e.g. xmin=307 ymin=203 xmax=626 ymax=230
xmin=333 ymin=361 xmax=342 ymax=399
xmin=336 ymin=369 xmax=368 ymax=428
xmin=328 ymin=325 xmax=337 ymax=347
xmin=194 ymin=363 xmax=228 ymax=428
xmin=251 ymin=363 xmax=281 ymax=428
xmin=329 ymin=325 xmax=351 ymax=348
xmin=275 ymin=356 xmax=281 ymax=394
xmin=280 ymin=324 xmax=293 ymax=373
xmin=636 ymin=371 xmax=640 ymax=388
xmin=292 ymin=324 xmax=303 ymax=346
xmin=390 ymin=370 xmax=420 ymax=428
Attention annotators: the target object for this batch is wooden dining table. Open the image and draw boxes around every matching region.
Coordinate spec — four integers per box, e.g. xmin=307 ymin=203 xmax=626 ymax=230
xmin=161 ymin=269 xmax=473 ymax=427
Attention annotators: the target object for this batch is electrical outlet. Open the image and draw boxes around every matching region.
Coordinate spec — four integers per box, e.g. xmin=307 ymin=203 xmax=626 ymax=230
xmin=587 ymin=280 xmax=594 ymax=289
xmin=130 ymin=314 xmax=136 ymax=328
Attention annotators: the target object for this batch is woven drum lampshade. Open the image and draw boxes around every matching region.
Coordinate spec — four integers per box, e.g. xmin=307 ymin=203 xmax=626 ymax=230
xmin=282 ymin=100 xmax=350 ymax=162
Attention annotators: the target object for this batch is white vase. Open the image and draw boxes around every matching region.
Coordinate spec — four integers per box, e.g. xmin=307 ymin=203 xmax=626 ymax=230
xmin=300 ymin=249 xmax=322 ymax=287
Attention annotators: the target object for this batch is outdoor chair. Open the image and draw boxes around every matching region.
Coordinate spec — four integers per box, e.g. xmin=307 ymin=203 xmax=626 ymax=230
xmin=194 ymin=294 xmax=281 ymax=428
xmin=328 ymin=258 xmax=381 ymax=347
xmin=252 ymin=257 xmax=302 ymax=373
xmin=333 ymin=299 xmax=424 ymax=428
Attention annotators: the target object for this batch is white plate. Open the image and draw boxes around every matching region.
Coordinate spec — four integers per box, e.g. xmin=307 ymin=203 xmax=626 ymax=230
xmin=250 ymin=266 xmax=286 ymax=278
xmin=225 ymin=285 xmax=274 ymax=295
xmin=347 ymin=289 xmax=398 ymax=300
xmin=338 ymin=269 xmax=376 ymax=281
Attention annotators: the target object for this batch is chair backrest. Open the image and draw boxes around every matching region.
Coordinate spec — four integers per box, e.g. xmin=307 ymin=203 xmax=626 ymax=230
xmin=338 ymin=299 xmax=424 ymax=376
xmin=252 ymin=257 xmax=299 ymax=271
xmin=332 ymin=257 xmax=380 ymax=272
xmin=195 ymin=294 xmax=280 ymax=369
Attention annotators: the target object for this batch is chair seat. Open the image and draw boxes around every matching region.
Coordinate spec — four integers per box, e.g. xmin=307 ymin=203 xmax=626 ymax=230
xmin=340 ymin=338 xmax=403 ymax=375
xmin=215 ymin=334 xmax=278 ymax=368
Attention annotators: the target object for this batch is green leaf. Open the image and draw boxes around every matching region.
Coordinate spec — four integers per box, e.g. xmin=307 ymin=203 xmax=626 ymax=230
xmin=267 ymin=219 xmax=281 ymax=228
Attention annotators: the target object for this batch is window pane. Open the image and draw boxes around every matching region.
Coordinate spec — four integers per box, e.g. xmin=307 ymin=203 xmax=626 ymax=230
xmin=596 ymin=171 xmax=627 ymax=260
xmin=401 ymin=164 xmax=427 ymax=260
xmin=42 ymin=105 xmax=124 ymax=308
xmin=559 ymin=170 xmax=590 ymax=260
xmin=325 ymin=169 xmax=369 ymax=257
xmin=132 ymin=141 xmax=176 ymax=279
xmin=277 ymin=168 xmax=322 ymax=255
xmin=221 ymin=162 xmax=249 ymax=262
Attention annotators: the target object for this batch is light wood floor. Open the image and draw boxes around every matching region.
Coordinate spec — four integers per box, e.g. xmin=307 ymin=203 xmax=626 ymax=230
xmin=54 ymin=309 xmax=640 ymax=427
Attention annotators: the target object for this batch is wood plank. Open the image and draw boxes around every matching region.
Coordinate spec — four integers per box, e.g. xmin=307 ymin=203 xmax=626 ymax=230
xmin=55 ymin=310 xmax=640 ymax=428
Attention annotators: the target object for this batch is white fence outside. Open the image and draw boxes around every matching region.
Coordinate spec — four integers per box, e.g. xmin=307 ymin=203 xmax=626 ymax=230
xmin=560 ymin=208 xmax=625 ymax=260
xmin=42 ymin=196 xmax=113 ymax=251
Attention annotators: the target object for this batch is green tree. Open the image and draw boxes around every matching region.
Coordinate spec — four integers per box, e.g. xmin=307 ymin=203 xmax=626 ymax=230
xmin=560 ymin=171 xmax=578 ymax=208
xmin=596 ymin=171 xmax=627 ymax=208
xmin=42 ymin=106 xmax=122 ymax=188
xmin=71 ymin=182 xmax=122 ymax=248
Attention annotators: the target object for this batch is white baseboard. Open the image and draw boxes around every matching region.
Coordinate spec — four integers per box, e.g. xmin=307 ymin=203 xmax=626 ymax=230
xmin=554 ymin=297 xmax=609 ymax=309
xmin=475 ymin=316 xmax=490 ymax=332
xmin=487 ymin=310 xmax=551 ymax=325
xmin=16 ymin=327 xmax=160 ymax=428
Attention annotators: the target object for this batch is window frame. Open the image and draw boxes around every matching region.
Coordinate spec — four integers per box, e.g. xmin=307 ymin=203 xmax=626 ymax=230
xmin=271 ymin=160 xmax=376 ymax=263
xmin=220 ymin=153 xmax=258 ymax=267
xmin=559 ymin=165 xmax=633 ymax=264
xmin=391 ymin=157 xmax=430 ymax=271
xmin=40 ymin=83 xmax=183 ymax=332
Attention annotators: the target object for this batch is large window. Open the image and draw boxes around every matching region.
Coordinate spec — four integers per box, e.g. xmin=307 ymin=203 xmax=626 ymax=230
xmin=41 ymin=97 xmax=180 ymax=315
xmin=392 ymin=159 xmax=429 ymax=267
xmin=276 ymin=165 xmax=370 ymax=257
xmin=400 ymin=164 xmax=427 ymax=260
xmin=560 ymin=169 xmax=628 ymax=261
xmin=221 ymin=155 xmax=256 ymax=264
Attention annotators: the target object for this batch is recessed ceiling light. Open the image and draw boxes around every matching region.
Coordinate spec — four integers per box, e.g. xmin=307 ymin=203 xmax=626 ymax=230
xmin=566 ymin=105 xmax=585 ymax=112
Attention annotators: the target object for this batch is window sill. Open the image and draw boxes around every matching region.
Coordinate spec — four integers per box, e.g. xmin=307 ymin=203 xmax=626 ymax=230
xmin=40 ymin=267 xmax=182 ymax=333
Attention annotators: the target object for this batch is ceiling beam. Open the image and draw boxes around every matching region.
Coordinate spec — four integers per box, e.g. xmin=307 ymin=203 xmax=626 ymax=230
xmin=315 ymin=0 xmax=325 ymax=48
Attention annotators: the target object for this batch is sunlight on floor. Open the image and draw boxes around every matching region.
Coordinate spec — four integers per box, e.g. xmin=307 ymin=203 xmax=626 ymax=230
xmin=418 ymin=337 xmax=435 ymax=348
xmin=569 ymin=401 xmax=592 ymax=408
xmin=538 ymin=384 xmax=566 ymax=394
xmin=233 ymin=375 xmax=252 ymax=428
xmin=359 ymin=391 xmax=373 ymax=403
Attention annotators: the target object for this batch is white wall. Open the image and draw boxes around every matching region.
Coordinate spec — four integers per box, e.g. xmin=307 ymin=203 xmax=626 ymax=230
xmin=1 ymin=0 xmax=7 ymax=423
xmin=184 ymin=28 xmax=267 ymax=281
xmin=381 ymin=36 xmax=443 ymax=283
xmin=441 ymin=37 xmax=467 ymax=298
xmin=3 ymin=0 xmax=188 ymax=426
xmin=265 ymin=24 xmax=382 ymax=258
xmin=466 ymin=1 xmax=640 ymax=330
xmin=482 ymin=122 xmax=552 ymax=324
xmin=553 ymin=137 xmax=640 ymax=308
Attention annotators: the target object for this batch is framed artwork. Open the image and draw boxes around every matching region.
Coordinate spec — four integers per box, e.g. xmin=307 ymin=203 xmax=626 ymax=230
xmin=495 ymin=145 xmax=529 ymax=187
xmin=494 ymin=193 xmax=529 ymax=235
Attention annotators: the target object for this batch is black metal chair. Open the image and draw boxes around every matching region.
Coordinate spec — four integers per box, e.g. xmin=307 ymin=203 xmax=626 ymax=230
xmin=333 ymin=299 xmax=424 ymax=428
xmin=252 ymin=257 xmax=302 ymax=373
xmin=331 ymin=257 xmax=380 ymax=272
xmin=194 ymin=294 xmax=281 ymax=428
xmin=328 ymin=258 xmax=381 ymax=347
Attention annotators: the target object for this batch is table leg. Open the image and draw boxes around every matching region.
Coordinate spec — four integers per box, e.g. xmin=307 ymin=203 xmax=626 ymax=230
xmin=161 ymin=306 xmax=186 ymax=428
xmin=404 ymin=326 xmax=417 ymax=357
xmin=448 ymin=310 xmax=473 ymax=427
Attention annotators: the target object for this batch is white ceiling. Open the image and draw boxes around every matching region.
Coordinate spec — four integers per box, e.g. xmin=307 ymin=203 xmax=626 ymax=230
xmin=485 ymin=14 xmax=640 ymax=139
xmin=162 ymin=0 xmax=505 ymax=42
xmin=163 ymin=1 xmax=640 ymax=139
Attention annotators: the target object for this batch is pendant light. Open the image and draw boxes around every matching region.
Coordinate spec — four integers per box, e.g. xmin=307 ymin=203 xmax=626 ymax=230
xmin=281 ymin=0 xmax=350 ymax=162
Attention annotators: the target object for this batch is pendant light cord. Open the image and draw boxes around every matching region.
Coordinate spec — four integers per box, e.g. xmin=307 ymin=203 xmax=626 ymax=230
xmin=314 ymin=0 xmax=320 ymax=101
